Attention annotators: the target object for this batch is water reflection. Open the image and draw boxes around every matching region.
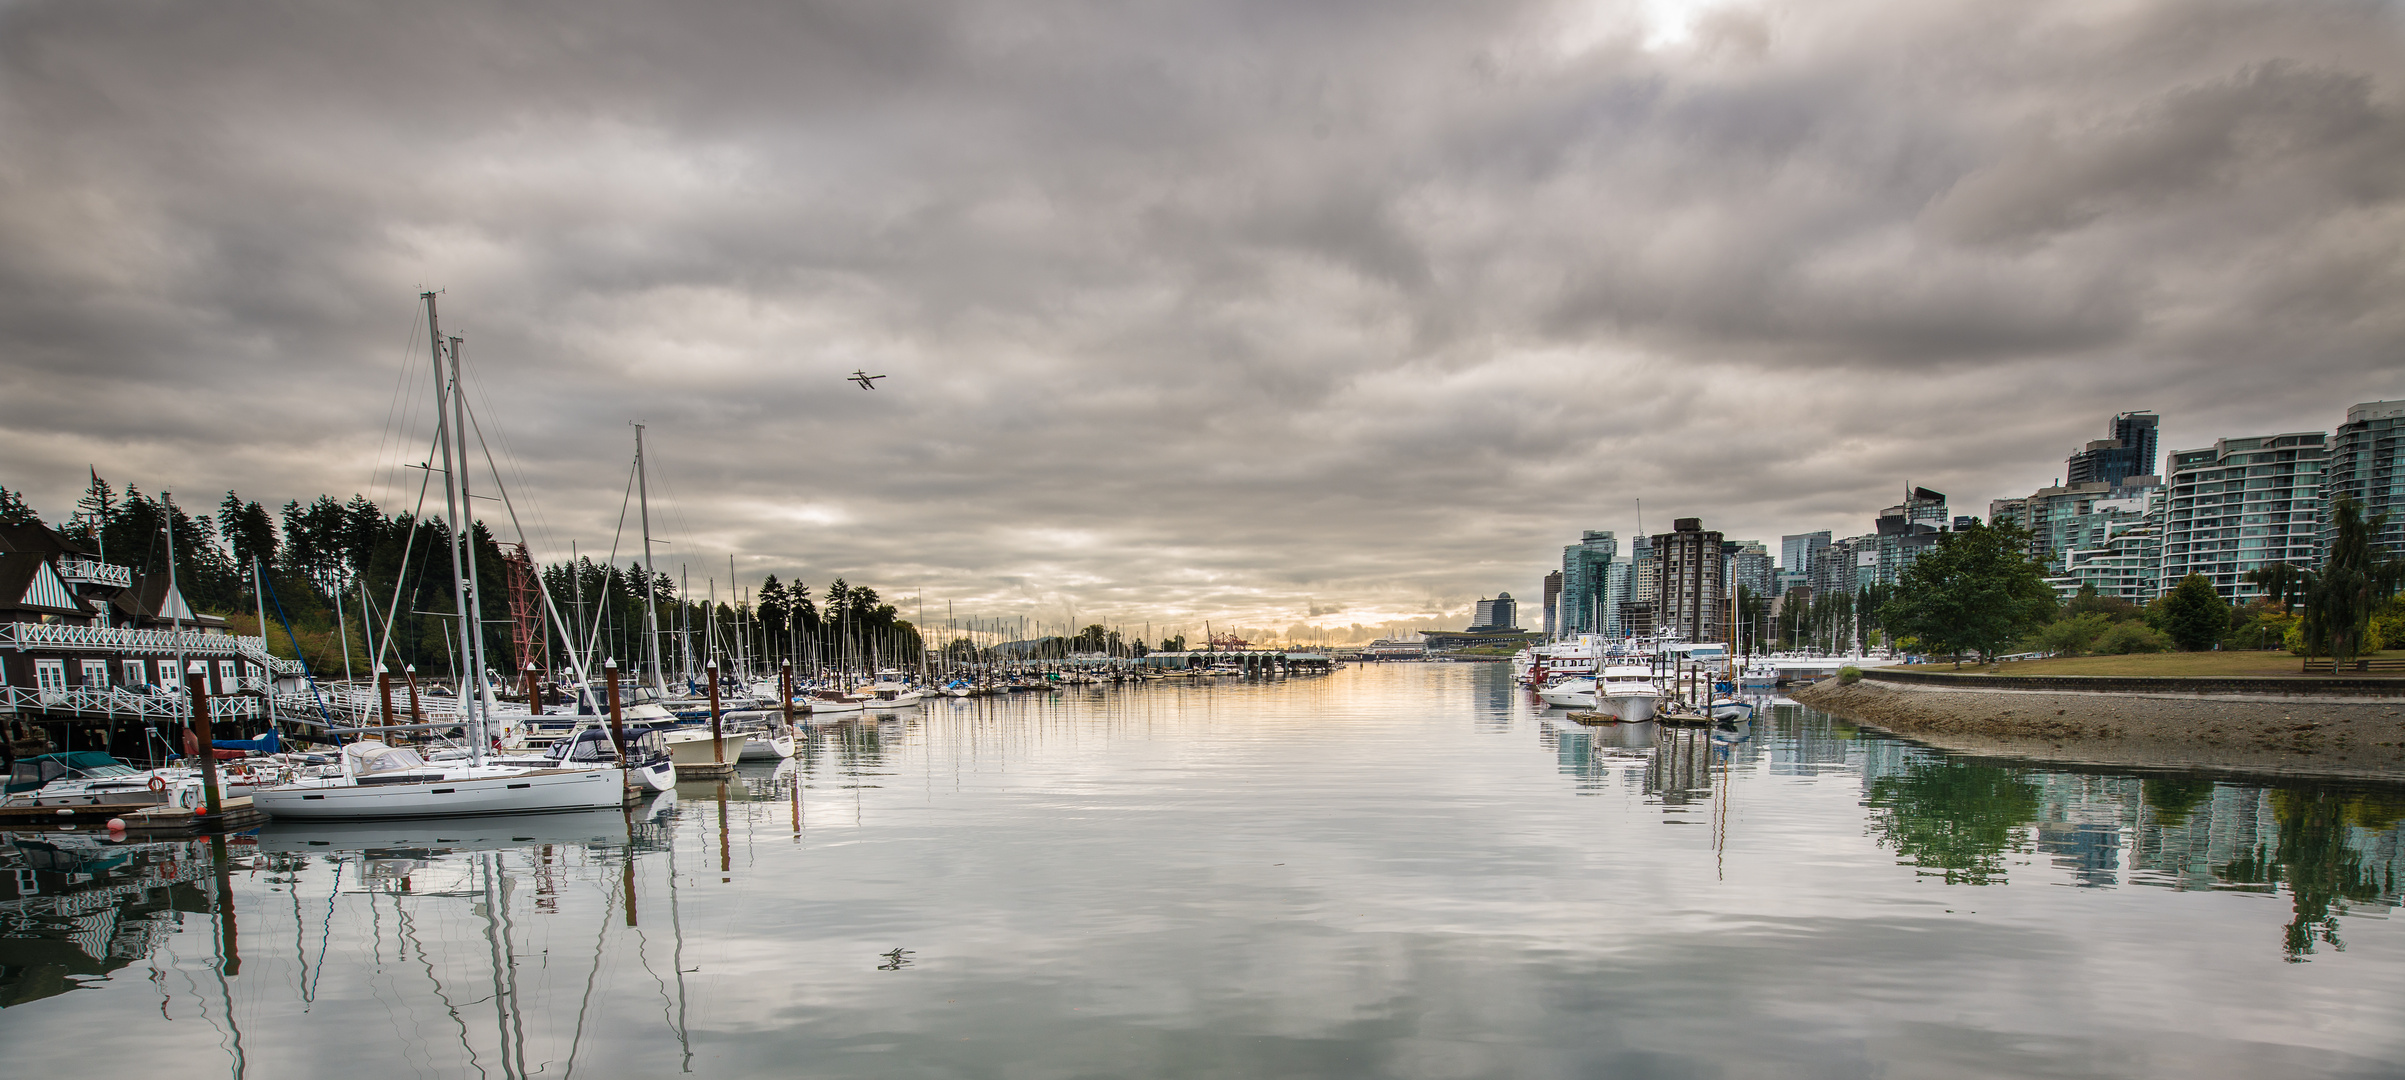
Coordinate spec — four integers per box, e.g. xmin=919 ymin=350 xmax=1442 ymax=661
xmin=1865 ymin=758 xmax=2043 ymax=885
xmin=0 ymin=834 xmax=213 ymax=1008
xmin=1538 ymin=700 xmax=2405 ymax=960
xmin=3 ymin=670 xmax=2403 ymax=1078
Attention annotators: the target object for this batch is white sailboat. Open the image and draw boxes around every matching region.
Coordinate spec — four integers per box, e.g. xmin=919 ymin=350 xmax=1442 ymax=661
xmin=251 ymin=741 xmax=628 ymax=819
xmin=253 ymin=293 xmax=626 ymax=820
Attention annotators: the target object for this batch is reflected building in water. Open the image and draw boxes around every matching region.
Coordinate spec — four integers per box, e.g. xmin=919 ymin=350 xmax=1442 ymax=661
xmin=0 ymin=835 xmax=215 ymax=1008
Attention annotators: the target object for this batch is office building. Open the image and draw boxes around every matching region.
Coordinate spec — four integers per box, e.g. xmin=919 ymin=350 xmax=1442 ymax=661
xmin=2160 ymin=431 xmax=2328 ymax=602
xmin=1557 ymin=531 xmax=1616 ymax=637
xmin=1780 ymin=531 xmax=1830 ymax=596
xmin=1470 ymin=593 xmax=1519 ymax=632
xmin=1539 ymin=571 xmax=1562 ymax=638
xmin=2065 ymin=411 xmax=2162 ymax=490
xmin=2324 ymin=399 xmax=2405 ymax=561
xmin=1604 ymin=558 xmax=1633 ymax=638
xmin=1728 ymin=540 xmax=1774 ymax=602
xmin=1868 ymin=487 xmax=1949 ymax=586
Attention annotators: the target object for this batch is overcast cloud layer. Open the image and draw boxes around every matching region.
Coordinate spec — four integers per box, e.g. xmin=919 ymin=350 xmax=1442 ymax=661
xmin=2 ymin=0 xmax=2401 ymax=637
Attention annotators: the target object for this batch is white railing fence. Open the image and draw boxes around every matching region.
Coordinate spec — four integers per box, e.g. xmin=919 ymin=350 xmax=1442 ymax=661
xmin=0 ymin=622 xmax=305 ymax=676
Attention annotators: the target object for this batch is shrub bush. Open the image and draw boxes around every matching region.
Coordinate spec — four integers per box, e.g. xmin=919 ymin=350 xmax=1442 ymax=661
xmin=2093 ymin=622 xmax=2171 ymax=654
xmin=2027 ymin=612 xmax=2111 ymax=656
xmin=1837 ymin=665 xmax=1863 ymax=684
xmin=2225 ymin=613 xmax=2296 ymax=652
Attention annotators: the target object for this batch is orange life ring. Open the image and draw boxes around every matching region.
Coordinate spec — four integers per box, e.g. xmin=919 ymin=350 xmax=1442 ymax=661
xmin=147 ymin=775 xmax=167 ymax=792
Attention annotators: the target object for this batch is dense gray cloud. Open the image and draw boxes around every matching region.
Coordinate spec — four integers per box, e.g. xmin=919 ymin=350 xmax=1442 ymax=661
xmin=2 ymin=0 xmax=2400 ymax=636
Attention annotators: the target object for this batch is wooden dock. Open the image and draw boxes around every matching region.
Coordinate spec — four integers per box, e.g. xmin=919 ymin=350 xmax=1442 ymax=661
xmin=0 ymin=795 xmax=267 ymax=836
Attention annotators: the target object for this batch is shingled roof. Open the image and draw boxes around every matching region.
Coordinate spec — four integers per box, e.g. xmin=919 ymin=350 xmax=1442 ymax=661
xmin=0 ymin=522 xmax=99 ymax=560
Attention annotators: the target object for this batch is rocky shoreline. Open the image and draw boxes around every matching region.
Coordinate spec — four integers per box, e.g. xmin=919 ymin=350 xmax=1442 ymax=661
xmin=1790 ymin=677 xmax=2405 ymax=781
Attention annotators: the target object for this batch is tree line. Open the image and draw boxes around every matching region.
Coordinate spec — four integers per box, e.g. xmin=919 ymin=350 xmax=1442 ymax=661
xmin=0 ymin=474 xmax=922 ymax=680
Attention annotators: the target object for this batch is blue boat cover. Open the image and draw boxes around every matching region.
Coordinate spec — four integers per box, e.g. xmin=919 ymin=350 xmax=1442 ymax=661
xmin=211 ymin=730 xmax=281 ymax=754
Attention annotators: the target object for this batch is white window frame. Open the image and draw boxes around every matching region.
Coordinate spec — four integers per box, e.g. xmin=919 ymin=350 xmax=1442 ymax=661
xmin=218 ymin=660 xmax=239 ymax=695
xmin=157 ymin=660 xmax=181 ymax=687
xmin=34 ymin=659 xmax=67 ymax=700
xmin=123 ymin=660 xmax=147 ymax=688
xmin=81 ymin=659 xmax=110 ymax=690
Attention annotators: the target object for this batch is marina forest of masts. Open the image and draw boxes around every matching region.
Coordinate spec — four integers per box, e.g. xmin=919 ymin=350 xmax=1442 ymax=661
xmin=0 ymin=473 xmax=1126 ymax=687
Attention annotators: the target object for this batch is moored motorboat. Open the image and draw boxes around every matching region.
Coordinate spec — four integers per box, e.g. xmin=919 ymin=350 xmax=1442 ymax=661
xmin=3 ymin=750 xmax=274 ymax=811
xmin=1595 ymin=666 xmax=1660 ymax=723
xmin=1707 ymin=697 xmax=1755 ymax=722
xmin=1535 ymin=677 xmax=1597 ymax=709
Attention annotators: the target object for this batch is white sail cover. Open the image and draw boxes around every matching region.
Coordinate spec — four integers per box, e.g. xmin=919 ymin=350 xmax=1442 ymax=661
xmin=342 ymin=741 xmax=427 ymax=776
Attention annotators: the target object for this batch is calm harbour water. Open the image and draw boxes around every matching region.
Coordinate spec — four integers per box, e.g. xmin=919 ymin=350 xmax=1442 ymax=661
xmin=6 ymin=662 xmax=2405 ymax=1078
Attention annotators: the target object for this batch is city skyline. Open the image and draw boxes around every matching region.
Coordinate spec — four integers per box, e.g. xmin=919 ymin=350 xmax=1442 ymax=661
xmin=2 ymin=0 xmax=2400 ymax=632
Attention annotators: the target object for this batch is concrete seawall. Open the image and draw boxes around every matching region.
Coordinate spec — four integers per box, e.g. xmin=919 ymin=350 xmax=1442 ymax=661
xmin=1791 ymin=676 xmax=2405 ymax=781
xmin=1859 ymin=667 xmax=2405 ymax=700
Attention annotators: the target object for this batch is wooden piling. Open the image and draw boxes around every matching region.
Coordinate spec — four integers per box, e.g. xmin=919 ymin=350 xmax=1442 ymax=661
xmin=605 ymin=659 xmax=626 ymax=759
xmin=182 ymin=662 xmax=223 ymax=817
xmin=707 ymin=661 xmax=723 ymax=765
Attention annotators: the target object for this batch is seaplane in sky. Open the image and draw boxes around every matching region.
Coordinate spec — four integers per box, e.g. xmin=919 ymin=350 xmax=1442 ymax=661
xmin=848 ymin=370 xmax=887 ymax=390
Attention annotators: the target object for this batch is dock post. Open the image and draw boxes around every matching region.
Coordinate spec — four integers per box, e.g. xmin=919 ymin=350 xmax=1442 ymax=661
xmin=377 ymin=665 xmax=395 ymax=732
xmin=183 ymin=662 xmax=223 ymax=817
xmin=404 ymin=664 xmax=424 ymax=743
xmin=526 ymin=664 xmax=543 ymax=716
xmin=708 ymin=661 xmax=723 ymax=764
xmin=605 ymin=659 xmax=626 ymax=758
xmin=781 ymin=660 xmax=794 ymax=731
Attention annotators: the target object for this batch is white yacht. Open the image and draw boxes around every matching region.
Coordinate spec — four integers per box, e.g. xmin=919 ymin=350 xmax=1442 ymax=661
xmin=1594 ymin=665 xmax=1661 ymax=723
xmin=1535 ymin=677 xmax=1597 ymax=709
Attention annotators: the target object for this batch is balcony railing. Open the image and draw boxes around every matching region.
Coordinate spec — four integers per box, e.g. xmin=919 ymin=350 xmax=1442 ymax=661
xmin=0 ymin=684 xmax=374 ymax=730
xmin=55 ymin=559 xmax=134 ymax=589
xmin=0 ymin=685 xmax=261 ymax=722
xmin=0 ymin=623 xmax=305 ymax=675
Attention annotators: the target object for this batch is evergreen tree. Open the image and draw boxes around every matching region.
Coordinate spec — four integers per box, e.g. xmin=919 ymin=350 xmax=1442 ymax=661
xmin=757 ymin=575 xmax=790 ymax=640
xmin=2155 ymin=574 xmax=2231 ymax=651
xmin=68 ymin=469 xmax=114 ymax=548
xmin=219 ymin=491 xmax=280 ymax=572
xmin=0 ymin=483 xmax=42 ymax=526
xmin=2301 ymin=496 xmax=2405 ymax=665
xmin=786 ymin=578 xmax=819 ymax=634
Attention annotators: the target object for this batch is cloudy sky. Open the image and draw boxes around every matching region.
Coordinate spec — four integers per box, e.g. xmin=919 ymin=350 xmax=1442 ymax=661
xmin=1 ymin=0 xmax=2400 ymax=638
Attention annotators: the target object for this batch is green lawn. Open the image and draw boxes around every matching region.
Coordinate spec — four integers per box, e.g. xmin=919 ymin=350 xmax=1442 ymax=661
xmin=1902 ymin=651 xmax=2404 ymax=678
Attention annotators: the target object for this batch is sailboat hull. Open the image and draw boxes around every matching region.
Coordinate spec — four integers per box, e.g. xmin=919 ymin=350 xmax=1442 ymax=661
xmin=252 ymin=767 xmax=628 ymax=820
xmin=738 ymin=733 xmax=795 ymax=761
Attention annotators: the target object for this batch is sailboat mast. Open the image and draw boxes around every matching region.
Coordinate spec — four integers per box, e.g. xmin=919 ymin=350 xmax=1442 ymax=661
xmin=423 ymin=293 xmax=482 ymax=763
xmin=634 ymin=423 xmax=666 ymax=696
xmin=449 ymin=335 xmax=497 ymax=723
